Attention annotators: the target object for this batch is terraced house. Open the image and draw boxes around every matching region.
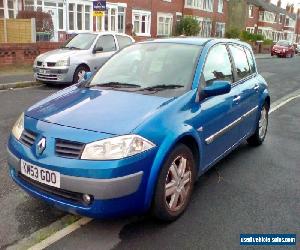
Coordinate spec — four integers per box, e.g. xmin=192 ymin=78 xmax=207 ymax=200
xmin=0 ymin=0 xmax=298 ymax=42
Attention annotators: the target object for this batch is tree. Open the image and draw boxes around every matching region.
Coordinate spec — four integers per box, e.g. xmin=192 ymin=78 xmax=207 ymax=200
xmin=175 ymin=16 xmax=200 ymax=36
xmin=17 ymin=10 xmax=54 ymax=35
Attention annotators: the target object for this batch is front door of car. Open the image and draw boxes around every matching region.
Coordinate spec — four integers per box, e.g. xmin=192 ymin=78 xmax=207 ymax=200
xmin=195 ymin=44 xmax=244 ymax=169
xmin=89 ymin=35 xmax=117 ymax=73
xmin=228 ymin=45 xmax=260 ymax=137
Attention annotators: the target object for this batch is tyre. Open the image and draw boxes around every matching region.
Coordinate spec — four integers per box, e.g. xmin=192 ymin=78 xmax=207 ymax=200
xmin=247 ymin=103 xmax=269 ymax=146
xmin=73 ymin=65 xmax=89 ymax=84
xmin=152 ymin=144 xmax=196 ymax=221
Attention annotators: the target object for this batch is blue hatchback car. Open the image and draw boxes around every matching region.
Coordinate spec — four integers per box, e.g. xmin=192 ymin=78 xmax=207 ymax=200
xmin=7 ymin=38 xmax=270 ymax=221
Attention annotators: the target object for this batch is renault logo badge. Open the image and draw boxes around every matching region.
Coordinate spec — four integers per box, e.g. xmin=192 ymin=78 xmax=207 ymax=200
xmin=37 ymin=137 xmax=46 ymax=155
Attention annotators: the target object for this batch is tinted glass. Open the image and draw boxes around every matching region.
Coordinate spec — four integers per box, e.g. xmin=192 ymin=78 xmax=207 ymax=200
xmin=95 ymin=35 xmax=116 ymax=52
xmin=229 ymin=45 xmax=251 ymax=81
xmin=116 ymin=35 xmax=133 ymax=49
xmin=244 ymin=47 xmax=256 ymax=74
xmin=276 ymin=40 xmax=289 ymax=47
xmin=203 ymin=44 xmax=233 ymax=86
xmin=90 ymin=43 xmax=201 ymax=91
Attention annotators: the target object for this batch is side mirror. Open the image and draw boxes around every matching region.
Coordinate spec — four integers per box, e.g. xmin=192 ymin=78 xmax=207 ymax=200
xmin=201 ymin=81 xmax=231 ymax=99
xmin=84 ymin=71 xmax=92 ymax=81
xmin=93 ymin=46 xmax=103 ymax=53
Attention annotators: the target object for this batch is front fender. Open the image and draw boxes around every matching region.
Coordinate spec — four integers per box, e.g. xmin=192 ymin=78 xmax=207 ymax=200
xmin=143 ymin=126 xmax=201 ymax=211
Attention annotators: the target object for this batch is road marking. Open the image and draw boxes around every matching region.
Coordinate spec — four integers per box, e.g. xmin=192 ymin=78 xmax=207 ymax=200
xmin=269 ymin=93 xmax=300 ymax=114
xmin=8 ymin=90 xmax=300 ymax=250
xmin=28 ymin=217 xmax=92 ymax=250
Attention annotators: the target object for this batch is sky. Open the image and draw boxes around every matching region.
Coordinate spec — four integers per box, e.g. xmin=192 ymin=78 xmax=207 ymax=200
xmin=271 ymin=0 xmax=300 ymax=8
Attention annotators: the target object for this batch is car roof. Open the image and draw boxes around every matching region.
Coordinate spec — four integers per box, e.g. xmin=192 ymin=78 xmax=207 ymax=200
xmin=140 ymin=37 xmax=251 ymax=48
xmin=73 ymin=31 xmax=133 ymax=37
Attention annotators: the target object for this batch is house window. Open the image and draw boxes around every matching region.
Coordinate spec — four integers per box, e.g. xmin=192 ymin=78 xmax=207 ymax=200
xmin=133 ymin=10 xmax=151 ymax=36
xmin=0 ymin=0 xmax=4 ymax=18
xmin=77 ymin=4 xmax=83 ymax=30
xmin=259 ymin=11 xmax=275 ymax=23
xmin=69 ymin=3 xmax=75 ymax=30
xmin=110 ymin=8 xmax=116 ymax=31
xmin=215 ymin=22 xmax=225 ymax=37
xmin=7 ymin=0 xmax=15 ymax=18
xmin=279 ymin=14 xmax=284 ymax=24
xmin=248 ymin=5 xmax=254 ymax=18
xmin=157 ymin=13 xmax=173 ymax=36
xmin=217 ymin=0 xmax=223 ymax=13
xmin=118 ymin=6 xmax=125 ymax=33
xmin=198 ymin=18 xmax=212 ymax=37
xmin=58 ymin=4 xmax=63 ymax=30
xmin=85 ymin=5 xmax=90 ymax=31
xmin=185 ymin=0 xmax=213 ymax=12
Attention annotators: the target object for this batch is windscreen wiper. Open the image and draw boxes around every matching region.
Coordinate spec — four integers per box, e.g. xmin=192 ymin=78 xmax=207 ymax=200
xmin=90 ymin=82 xmax=141 ymax=88
xmin=62 ymin=46 xmax=80 ymax=50
xmin=138 ymin=84 xmax=184 ymax=91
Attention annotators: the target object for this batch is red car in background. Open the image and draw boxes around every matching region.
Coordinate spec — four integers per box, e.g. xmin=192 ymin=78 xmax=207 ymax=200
xmin=271 ymin=40 xmax=295 ymax=58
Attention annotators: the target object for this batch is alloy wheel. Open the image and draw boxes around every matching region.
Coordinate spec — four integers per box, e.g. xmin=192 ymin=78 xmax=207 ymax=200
xmin=165 ymin=156 xmax=192 ymax=212
xmin=259 ymin=107 xmax=268 ymax=139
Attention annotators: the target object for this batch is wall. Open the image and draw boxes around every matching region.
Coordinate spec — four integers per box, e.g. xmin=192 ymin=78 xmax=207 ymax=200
xmin=0 ymin=42 xmax=63 ymax=66
xmin=0 ymin=18 xmax=36 ymax=43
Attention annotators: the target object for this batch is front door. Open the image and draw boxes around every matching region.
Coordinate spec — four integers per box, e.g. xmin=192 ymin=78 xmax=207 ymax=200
xmin=89 ymin=35 xmax=117 ymax=73
xmin=194 ymin=44 xmax=244 ymax=169
xmin=44 ymin=6 xmax=58 ymax=41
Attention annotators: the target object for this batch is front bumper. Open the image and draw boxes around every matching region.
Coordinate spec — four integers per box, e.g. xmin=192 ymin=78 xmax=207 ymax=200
xmin=33 ymin=65 xmax=76 ymax=83
xmin=7 ymin=119 xmax=157 ymax=217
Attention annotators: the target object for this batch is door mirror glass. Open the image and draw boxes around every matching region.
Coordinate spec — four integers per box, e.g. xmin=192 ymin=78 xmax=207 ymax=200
xmin=84 ymin=71 xmax=92 ymax=81
xmin=202 ymin=81 xmax=231 ymax=98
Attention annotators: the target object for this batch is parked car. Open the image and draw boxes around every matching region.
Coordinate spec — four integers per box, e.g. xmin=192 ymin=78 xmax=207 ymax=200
xmin=33 ymin=32 xmax=134 ymax=84
xmin=8 ymin=38 xmax=270 ymax=221
xmin=271 ymin=40 xmax=295 ymax=58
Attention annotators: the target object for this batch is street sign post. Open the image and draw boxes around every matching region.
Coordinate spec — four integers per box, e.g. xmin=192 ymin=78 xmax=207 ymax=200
xmin=93 ymin=1 xmax=106 ymax=17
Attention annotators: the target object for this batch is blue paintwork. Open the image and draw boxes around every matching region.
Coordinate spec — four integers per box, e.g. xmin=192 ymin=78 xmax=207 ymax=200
xmin=8 ymin=38 xmax=270 ymax=218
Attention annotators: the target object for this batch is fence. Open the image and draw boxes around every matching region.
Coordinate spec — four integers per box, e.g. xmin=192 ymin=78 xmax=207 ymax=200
xmin=0 ymin=18 xmax=36 ymax=43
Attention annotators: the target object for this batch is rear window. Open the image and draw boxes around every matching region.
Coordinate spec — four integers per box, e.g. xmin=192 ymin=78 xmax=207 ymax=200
xmin=229 ymin=44 xmax=251 ymax=81
xmin=116 ymin=35 xmax=133 ymax=49
xmin=244 ymin=47 xmax=256 ymax=74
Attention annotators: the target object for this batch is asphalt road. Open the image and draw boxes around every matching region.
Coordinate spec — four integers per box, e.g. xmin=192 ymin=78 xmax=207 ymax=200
xmin=0 ymin=56 xmax=299 ymax=249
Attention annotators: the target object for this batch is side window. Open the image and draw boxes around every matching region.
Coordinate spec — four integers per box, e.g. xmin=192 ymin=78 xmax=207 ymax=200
xmin=229 ymin=45 xmax=251 ymax=81
xmin=95 ymin=35 xmax=116 ymax=52
xmin=244 ymin=47 xmax=256 ymax=74
xmin=116 ymin=35 xmax=133 ymax=49
xmin=203 ymin=44 xmax=233 ymax=86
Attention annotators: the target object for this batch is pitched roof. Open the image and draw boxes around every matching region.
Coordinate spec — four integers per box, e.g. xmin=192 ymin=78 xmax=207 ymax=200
xmin=247 ymin=0 xmax=296 ymax=19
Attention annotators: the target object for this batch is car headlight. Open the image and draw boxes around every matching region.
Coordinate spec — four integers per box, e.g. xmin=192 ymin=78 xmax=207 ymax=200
xmin=56 ymin=58 xmax=70 ymax=67
xmin=12 ymin=113 xmax=24 ymax=140
xmin=81 ymin=135 xmax=155 ymax=160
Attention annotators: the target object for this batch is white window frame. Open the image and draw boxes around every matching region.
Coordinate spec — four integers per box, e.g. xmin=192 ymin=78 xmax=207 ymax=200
xmin=67 ymin=1 xmax=92 ymax=32
xmin=185 ymin=0 xmax=213 ymax=12
xmin=157 ymin=12 xmax=173 ymax=36
xmin=248 ymin=5 xmax=253 ymax=18
xmin=215 ymin=22 xmax=225 ymax=37
xmin=246 ymin=27 xmax=255 ymax=34
xmin=259 ymin=11 xmax=276 ymax=23
xmin=1 ymin=0 xmax=18 ymax=18
xmin=217 ymin=0 xmax=223 ymax=13
xmin=196 ymin=17 xmax=212 ymax=37
xmin=132 ymin=9 xmax=151 ymax=36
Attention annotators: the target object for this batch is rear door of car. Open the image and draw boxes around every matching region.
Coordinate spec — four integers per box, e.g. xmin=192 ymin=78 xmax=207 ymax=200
xmin=115 ymin=35 xmax=134 ymax=50
xmin=89 ymin=34 xmax=118 ymax=73
xmin=228 ymin=44 xmax=260 ymax=138
xmin=197 ymin=43 xmax=244 ymax=169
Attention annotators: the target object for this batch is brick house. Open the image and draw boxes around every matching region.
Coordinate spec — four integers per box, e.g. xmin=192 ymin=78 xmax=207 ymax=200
xmin=245 ymin=0 xmax=296 ymax=42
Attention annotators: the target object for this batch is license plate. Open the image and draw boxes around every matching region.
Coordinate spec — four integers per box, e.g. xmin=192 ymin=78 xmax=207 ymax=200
xmin=39 ymin=69 xmax=50 ymax=74
xmin=20 ymin=159 xmax=60 ymax=188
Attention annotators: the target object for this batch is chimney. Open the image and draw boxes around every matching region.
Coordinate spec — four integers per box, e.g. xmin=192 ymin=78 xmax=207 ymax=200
xmin=265 ymin=0 xmax=271 ymax=3
xmin=291 ymin=5 xmax=294 ymax=13
xmin=286 ymin=4 xmax=290 ymax=12
xmin=277 ymin=0 xmax=281 ymax=7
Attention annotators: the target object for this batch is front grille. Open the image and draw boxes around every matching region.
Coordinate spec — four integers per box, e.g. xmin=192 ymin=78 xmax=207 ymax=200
xmin=47 ymin=62 xmax=56 ymax=67
xmin=18 ymin=173 xmax=92 ymax=206
xmin=37 ymin=61 xmax=42 ymax=66
xmin=55 ymin=139 xmax=84 ymax=159
xmin=20 ymin=129 xmax=37 ymax=147
xmin=37 ymin=73 xmax=58 ymax=80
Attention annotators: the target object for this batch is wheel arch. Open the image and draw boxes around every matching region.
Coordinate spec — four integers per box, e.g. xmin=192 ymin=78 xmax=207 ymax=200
xmin=143 ymin=130 xmax=202 ymax=212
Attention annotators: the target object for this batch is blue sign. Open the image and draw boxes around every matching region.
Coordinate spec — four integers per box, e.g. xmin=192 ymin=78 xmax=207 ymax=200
xmin=93 ymin=1 xmax=106 ymax=12
xmin=240 ymin=234 xmax=296 ymax=246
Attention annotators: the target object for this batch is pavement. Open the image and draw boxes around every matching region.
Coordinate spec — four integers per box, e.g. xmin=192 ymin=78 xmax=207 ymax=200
xmin=0 ymin=56 xmax=299 ymax=249
xmin=0 ymin=73 xmax=34 ymax=85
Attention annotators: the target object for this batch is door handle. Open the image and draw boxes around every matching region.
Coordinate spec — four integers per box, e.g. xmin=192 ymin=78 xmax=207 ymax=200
xmin=233 ymin=95 xmax=241 ymax=102
xmin=253 ymin=84 xmax=259 ymax=91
